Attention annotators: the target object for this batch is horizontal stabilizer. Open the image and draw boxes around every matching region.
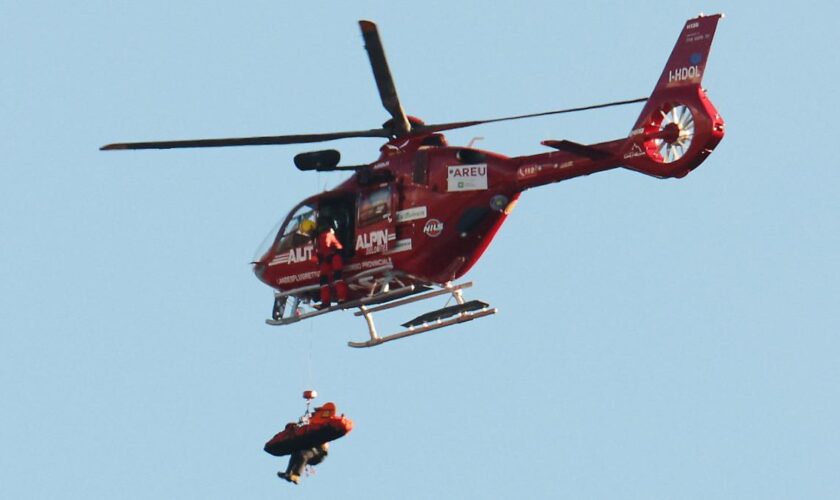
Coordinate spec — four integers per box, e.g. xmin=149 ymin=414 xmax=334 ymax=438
xmin=541 ymin=140 xmax=611 ymax=160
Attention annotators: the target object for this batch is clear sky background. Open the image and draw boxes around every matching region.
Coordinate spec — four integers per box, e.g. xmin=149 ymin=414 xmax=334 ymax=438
xmin=2 ymin=1 xmax=838 ymax=498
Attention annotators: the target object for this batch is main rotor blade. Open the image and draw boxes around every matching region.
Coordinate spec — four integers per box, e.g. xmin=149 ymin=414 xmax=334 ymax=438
xmin=100 ymin=97 xmax=649 ymax=151
xmin=416 ymin=97 xmax=649 ymax=134
xmin=100 ymin=128 xmax=391 ymax=151
xmin=359 ymin=20 xmax=410 ymax=136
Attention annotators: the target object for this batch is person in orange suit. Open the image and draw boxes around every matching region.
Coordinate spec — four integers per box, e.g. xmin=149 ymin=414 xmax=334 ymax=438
xmin=277 ymin=402 xmax=338 ymax=484
xmin=315 ymin=217 xmax=347 ymax=307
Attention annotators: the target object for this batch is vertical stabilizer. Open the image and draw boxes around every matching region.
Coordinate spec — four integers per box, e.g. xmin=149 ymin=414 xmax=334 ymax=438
xmin=622 ymin=14 xmax=725 ymax=178
xmin=650 ymin=14 xmax=723 ymax=94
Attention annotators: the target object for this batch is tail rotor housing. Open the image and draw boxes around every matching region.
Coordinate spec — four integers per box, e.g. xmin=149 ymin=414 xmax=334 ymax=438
xmin=622 ymin=14 xmax=726 ymax=179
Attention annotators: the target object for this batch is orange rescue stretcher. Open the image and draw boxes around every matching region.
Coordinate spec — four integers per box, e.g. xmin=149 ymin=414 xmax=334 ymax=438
xmin=264 ymin=402 xmax=354 ymax=457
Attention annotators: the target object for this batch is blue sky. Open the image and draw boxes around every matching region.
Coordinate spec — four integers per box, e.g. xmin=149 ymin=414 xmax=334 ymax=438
xmin=2 ymin=1 xmax=839 ymax=498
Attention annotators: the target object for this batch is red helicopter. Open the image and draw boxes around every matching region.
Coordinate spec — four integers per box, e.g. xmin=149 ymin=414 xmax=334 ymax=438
xmin=102 ymin=14 xmax=725 ymax=347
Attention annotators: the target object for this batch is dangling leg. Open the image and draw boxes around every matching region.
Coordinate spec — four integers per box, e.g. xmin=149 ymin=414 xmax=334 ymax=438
xmin=319 ymin=261 xmax=332 ymax=308
xmin=281 ymin=451 xmax=305 ymax=483
xmin=332 ymin=254 xmax=347 ymax=303
xmin=288 ymin=448 xmax=318 ymax=483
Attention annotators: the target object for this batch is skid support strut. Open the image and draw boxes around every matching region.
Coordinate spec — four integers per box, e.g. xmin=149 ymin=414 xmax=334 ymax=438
xmin=347 ymin=282 xmax=497 ymax=348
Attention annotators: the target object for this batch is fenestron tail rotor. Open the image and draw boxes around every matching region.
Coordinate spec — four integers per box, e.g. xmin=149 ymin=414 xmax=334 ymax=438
xmin=643 ymin=102 xmax=695 ymax=164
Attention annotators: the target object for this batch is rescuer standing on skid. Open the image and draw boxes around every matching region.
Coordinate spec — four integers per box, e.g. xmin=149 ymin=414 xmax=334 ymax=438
xmin=315 ymin=216 xmax=347 ymax=307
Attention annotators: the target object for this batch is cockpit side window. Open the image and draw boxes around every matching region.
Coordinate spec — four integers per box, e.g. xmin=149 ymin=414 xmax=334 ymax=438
xmin=274 ymin=205 xmax=317 ymax=252
xmin=357 ymin=186 xmax=391 ymax=228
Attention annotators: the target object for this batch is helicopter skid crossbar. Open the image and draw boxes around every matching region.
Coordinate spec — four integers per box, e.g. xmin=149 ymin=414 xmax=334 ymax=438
xmin=266 ymin=276 xmax=497 ymax=348
xmin=347 ymin=281 xmax=497 ymax=348
xmin=267 ymin=264 xmax=407 ymax=325
xmin=265 ymin=284 xmax=416 ymax=326
xmin=271 ymin=264 xmax=395 ymax=301
xmin=352 ymin=282 xmax=474 ymax=316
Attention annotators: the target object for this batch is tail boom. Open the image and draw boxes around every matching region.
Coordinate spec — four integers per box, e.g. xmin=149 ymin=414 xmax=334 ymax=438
xmin=511 ymin=14 xmax=726 ymax=190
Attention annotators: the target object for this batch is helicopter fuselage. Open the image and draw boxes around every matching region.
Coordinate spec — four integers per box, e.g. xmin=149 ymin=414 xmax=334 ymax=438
xmin=253 ymin=134 xmax=520 ymax=297
xmin=100 ymin=14 xmax=726 ymax=339
xmin=252 ymin=84 xmax=725 ymax=301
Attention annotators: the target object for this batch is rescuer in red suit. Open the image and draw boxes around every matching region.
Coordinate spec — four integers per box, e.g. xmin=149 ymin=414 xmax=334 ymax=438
xmin=315 ymin=217 xmax=347 ymax=307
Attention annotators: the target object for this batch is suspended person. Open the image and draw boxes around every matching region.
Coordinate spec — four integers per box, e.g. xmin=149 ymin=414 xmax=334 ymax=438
xmin=314 ymin=216 xmax=347 ymax=307
xmin=266 ymin=400 xmax=353 ymax=485
xmin=278 ymin=442 xmax=329 ymax=484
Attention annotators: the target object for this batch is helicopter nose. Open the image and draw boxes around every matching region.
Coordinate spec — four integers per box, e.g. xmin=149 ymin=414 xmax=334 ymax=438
xmin=251 ymin=260 xmax=267 ymax=283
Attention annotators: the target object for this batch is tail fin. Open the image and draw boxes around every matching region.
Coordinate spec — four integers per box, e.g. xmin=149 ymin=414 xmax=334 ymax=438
xmin=622 ymin=14 xmax=725 ymax=178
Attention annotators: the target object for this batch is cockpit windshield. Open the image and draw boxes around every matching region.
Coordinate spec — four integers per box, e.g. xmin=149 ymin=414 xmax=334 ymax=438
xmin=252 ymin=203 xmax=317 ymax=263
xmin=275 ymin=205 xmax=317 ymax=252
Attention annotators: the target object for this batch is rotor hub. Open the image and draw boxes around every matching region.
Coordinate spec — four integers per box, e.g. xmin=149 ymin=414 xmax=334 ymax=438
xmin=643 ymin=103 xmax=695 ymax=164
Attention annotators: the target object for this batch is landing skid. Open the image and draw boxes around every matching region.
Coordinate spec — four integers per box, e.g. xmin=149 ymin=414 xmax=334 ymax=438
xmin=265 ymin=271 xmax=497 ymax=347
xmin=266 ymin=264 xmax=418 ymax=326
xmin=265 ymin=284 xmax=420 ymax=326
xmin=348 ymin=282 xmax=497 ymax=348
